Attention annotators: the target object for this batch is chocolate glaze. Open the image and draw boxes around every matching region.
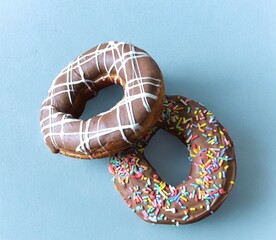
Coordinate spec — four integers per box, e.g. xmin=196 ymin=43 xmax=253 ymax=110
xmin=109 ymin=96 xmax=236 ymax=225
xmin=40 ymin=41 xmax=164 ymax=159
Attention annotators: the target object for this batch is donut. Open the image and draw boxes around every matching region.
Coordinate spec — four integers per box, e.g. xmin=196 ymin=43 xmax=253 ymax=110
xmin=40 ymin=41 xmax=165 ymax=159
xmin=109 ymin=96 xmax=236 ymax=225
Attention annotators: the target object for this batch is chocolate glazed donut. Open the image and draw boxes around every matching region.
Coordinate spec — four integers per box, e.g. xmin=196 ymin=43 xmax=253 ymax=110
xmin=109 ymin=96 xmax=236 ymax=225
xmin=40 ymin=41 xmax=165 ymax=159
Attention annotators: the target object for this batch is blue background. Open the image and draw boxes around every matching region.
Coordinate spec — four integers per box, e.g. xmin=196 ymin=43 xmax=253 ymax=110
xmin=1 ymin=1 xmax=276 ymax=239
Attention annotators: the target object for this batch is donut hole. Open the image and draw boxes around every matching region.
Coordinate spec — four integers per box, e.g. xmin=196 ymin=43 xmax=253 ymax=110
xmin=80 ymin=84 xmax=124 ymax=121
xmin=144 ymin=129 xmax=190 ymax=186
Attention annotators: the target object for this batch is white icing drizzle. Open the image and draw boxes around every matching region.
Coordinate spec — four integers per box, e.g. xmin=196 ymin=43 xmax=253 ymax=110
xmin=40 ymin=41 xmax=162 ymax=157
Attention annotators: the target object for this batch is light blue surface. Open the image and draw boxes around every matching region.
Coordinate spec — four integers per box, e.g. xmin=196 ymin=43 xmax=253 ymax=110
xmin=1 ymin=0 xmax=276 ymax=239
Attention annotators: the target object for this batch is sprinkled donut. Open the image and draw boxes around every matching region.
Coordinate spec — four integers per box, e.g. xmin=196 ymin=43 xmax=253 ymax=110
xmin=40 ymin=41 xmax=164 ymax=159
xmin=109 ymin=96 xmax=236 ymax=225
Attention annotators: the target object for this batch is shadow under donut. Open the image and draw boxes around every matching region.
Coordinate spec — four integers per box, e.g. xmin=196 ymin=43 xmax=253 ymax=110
xmin=144 ymin=129 xmax=190 ymax=186
xmin=80 ymin=84 xmax=124 ymax=121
